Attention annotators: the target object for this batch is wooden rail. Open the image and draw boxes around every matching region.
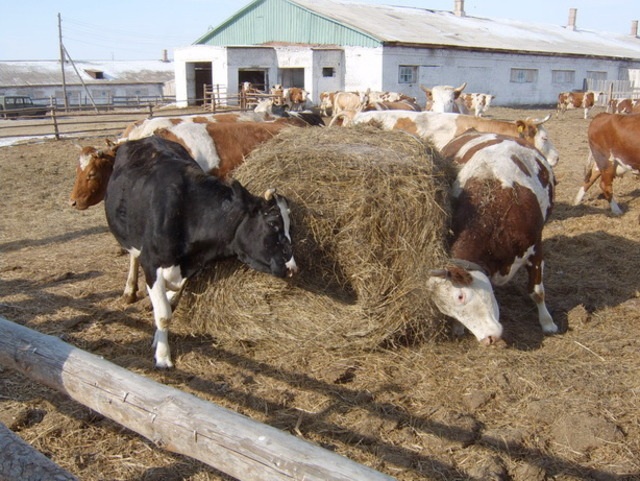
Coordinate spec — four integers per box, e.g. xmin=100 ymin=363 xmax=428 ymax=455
xmin=0 ymin=317 xmax=396 ymax=481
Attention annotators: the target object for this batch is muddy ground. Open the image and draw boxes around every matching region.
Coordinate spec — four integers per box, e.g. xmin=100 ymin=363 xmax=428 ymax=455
xmin=1 ymin=106 xmax=639 ymax=481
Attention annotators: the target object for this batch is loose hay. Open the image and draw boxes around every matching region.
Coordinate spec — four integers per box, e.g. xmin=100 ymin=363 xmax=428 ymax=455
xmin=176 ymin=126 xmax=455 ymax=352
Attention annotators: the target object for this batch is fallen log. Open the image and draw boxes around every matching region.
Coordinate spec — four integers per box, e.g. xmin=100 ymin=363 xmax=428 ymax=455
xmin=0 ymin=317 xmax=395 ymax=481
xmin=0 ymin=421 xmax=78 ymax=481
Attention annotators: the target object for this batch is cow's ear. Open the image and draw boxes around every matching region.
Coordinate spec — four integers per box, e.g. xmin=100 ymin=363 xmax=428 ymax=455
xmin=515 ymin=120 xmax=526 ymax=136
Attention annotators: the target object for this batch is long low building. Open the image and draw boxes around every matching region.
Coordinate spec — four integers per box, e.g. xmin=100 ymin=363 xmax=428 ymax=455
xmin=174 ymin=0 xmax=640 ymax=107
xmin=0 ymin=59 xmax=175 ymax=107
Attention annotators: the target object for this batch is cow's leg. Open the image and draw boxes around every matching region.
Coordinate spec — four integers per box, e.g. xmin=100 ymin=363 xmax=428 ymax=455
xmin=527 ymin=249 xmax=558 ymax=334
xmin=166 ymin=279 xmax=187 ymax=311
xmin=123 ymin=254 xmax=139 ymax=304
xmin=574 ymin=153 xmax=601 ymax=205
xmin=147 ymin=267 xmax=176 ymax=369
xmin=599 ymin=163 xmax=623 ymax=215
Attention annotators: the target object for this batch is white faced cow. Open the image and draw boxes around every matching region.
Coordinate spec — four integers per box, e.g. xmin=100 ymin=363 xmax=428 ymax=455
xmin=428 ymin=131 xmax=558 ymax=344
xmin=574 ymin=112 xmax=640 ymax=215
xmin=420 ymin=83 xmax=467 ymax=113
xmin=104 ymin=136 xmax=298 ymax=368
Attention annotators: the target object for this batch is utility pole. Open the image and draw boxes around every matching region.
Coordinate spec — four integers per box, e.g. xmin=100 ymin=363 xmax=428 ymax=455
xmin=58 ymin=13 xmax=69 ymax=111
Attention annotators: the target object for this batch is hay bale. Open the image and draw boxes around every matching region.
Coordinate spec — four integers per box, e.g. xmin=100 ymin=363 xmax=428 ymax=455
xmin=176 ymin=126 xmax=455 ymax=352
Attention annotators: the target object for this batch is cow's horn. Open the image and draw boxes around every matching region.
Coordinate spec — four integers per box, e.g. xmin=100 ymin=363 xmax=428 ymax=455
xmin=533 ymin=113 xmax=552 ymax=125
xmin=428 ymin=268 xmax=450 ymax=279
xmin=264 ymin=188 xmax=277 ymax=200
xmin=455 ymin=82 xmax=467 ymax=93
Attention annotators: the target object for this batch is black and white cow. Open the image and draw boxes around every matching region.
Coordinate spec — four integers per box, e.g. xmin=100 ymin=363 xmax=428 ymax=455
xmin=428 ymin=131 xmax=558 ymax=344
xmin=104 ymin=136 xmax=298 ymax=368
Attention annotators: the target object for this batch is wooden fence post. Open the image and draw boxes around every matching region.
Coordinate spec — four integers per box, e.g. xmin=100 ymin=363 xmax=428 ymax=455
xmin=50 ymin=107 xmax=60 ymax=141
xmin=0 ymin=317 xmax=396 ymax=481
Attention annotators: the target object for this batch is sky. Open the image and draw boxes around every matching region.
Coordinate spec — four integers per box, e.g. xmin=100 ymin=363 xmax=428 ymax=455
xmin=1 ymin=0 xmax=638 ymax=61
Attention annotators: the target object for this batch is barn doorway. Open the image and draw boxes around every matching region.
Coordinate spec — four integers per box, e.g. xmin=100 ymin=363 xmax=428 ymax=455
xmin=238 ymin=69 xmax=268 ymax=92
xmin=279 ymin=68 xmax=305 ymax=88
xmin=194 ymin=62 xmax=212 ymax=106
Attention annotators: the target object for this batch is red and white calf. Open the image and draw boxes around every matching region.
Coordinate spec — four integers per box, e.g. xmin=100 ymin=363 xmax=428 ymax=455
xmin=428 ymin=132 xmax=558 ymax=344
xmin=574 ymin=113 xmax=640 ymax=215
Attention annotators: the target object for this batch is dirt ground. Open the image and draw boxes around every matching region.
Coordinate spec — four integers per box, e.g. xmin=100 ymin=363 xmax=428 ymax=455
xmin=1 ymin=106 xmax=639 ymax=481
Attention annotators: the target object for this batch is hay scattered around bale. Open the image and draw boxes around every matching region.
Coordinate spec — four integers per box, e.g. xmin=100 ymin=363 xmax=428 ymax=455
xmin=177 ymin=126 xmax=456 ymax=353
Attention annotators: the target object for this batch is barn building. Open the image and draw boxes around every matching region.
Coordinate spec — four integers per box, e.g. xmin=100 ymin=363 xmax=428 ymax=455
xmin=174 ymin=0 xmax=640 ymax=107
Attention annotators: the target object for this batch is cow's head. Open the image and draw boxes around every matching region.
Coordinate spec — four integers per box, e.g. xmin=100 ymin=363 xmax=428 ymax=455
xmin=231 ymin=182 xmax=298 ymax=278
xmin=515 ymin=114 xmax=559 ymax=166
xmin=421 ymin=83 xmax=467 ymax=113
xmin=69 ymin=140 xmax=118 ymax=210
xmin=427 ymin=261 xmax=503 ymax=345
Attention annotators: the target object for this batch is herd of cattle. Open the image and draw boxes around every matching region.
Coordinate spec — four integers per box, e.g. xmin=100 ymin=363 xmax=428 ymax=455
xmin=68 ymin=82 xmax=640 ymax=368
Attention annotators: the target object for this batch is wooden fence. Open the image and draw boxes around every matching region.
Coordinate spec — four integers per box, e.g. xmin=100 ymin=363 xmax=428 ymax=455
xmin=0 ymin=317 xmax=396 ymax=481
xmin=0 ymin=86 xmax=283 ymax=145
xmin=585 ymin=79 xmax=640 ymax=104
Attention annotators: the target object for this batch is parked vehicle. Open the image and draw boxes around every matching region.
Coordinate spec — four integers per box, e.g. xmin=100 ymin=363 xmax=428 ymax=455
xmin=0 ymin=95 xmax=49 ymax=119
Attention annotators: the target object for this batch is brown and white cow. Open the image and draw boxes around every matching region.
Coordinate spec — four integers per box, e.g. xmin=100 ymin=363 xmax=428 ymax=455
xmin=319 ymin=91 xmax=337 ymax=116
xmin=459 ymin=93 xmax=495 ymax=117
xmin=365 ymin=99 xmax=422 ymax=112
xmin=573 ymin=113 xmax=640 ymax=215
xmin=283 ymin=87 xmax=310 ymax=111
xmin=428 ymin=131 xmax=558 ymax=344
xmin=347 ymin=110 xmax=560 ymax=165
xmin=607 ymin=98 xmax=640 ymax=115
xmin=328 ymin=90 xmax=370 ymax=126
xmin=119 ymin=111 xmax=277 ymax=141
xmin=420 ymin=83 xmax=468 ymax=113
xmin=71 ymin=112 xmax=320 ymax=208
xmin=557 ymin=90 xmax=601 ymax=119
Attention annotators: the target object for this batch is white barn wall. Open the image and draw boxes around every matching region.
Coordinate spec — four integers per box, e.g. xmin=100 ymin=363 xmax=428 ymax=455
xmin=312 ymin=49 xmax=344 ymax=98
xmin=174 ymin=43 xmax=640 ymax=108
xmin=174 ymin=45 xmax=227 ymax=107
xmin=344 ymin=47 xmax=384 ymax=94
xmin=226 ymin=47 xmax=278 ymax=96
xmin=370 ymin=45 xmax=640 ymax=105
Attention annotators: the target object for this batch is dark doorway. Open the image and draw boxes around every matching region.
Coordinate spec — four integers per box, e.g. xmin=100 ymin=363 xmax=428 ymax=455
xmin=194 ymin=62 xmax=212 ymax=106
xmin=238 ymin=69 xmax=268 ymax=91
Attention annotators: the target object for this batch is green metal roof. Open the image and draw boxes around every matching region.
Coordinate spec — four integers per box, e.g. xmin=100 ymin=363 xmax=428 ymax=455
xmin=194 ymin=0 xmax=381 ymax=48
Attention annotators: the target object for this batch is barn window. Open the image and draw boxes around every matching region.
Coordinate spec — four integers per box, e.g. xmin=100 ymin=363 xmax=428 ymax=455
xmin=552 ymin=70 xmax=575 ymax=84
xmin=510 ymin=68 xmax=538 ymax=84
xmin=587 ymin=71 xmax=607 ymax=81
xmin=399 ymin=65 xmax=417 ymax=84
xmin=322 ymin=67 xmax=335 ymax=77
